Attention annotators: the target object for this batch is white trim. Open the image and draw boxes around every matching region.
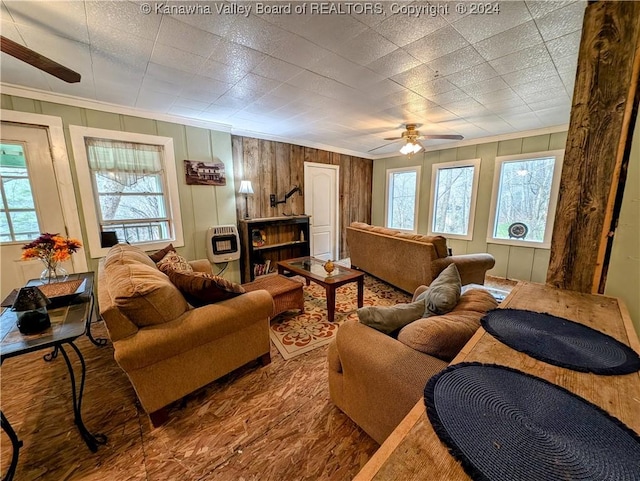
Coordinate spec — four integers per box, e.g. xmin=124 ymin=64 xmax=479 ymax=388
xmin=304 ymin=161 xmax=340 ymax=260
xmin=0 ymin=110 xmax=88 ymax=273
xmin=69 ymin=125 xmax=184 ymax=258
xmin=428 ymin=158 xmax=481 ymax=241
xmin=486 ymin=149 xmax=565 ymax=249
xmin=385 ymin=166 xmax=421 ymax=233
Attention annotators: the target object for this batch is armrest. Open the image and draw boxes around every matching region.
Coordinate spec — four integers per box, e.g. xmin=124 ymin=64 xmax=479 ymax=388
xmin=114 ymin=289 xmax=274 ymax=371
xmin=432 ymin=253 xmax=495 ymax=286
xmin=189 ymin=259 xmax=213 ymax=274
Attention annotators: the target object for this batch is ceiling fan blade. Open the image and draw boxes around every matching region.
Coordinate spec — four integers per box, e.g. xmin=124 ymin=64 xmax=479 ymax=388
xmin=383 ymin=136 xmax=403 ymax=141
xmin=0 ymin=36 xmax=81 ymax=83
xmin=420 ymin=134 xmax=464 ymax=140
xmin=368 ymin=139 xmax=402 ymax=153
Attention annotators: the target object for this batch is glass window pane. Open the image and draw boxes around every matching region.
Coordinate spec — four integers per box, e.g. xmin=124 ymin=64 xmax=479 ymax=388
xmin=94 ymin=172 xmax=163 ymax=194
xmin=99 ymin=194 xmax=167 ymax=221
xmin=3 ymin=178 xmax=36 ymax=209
xmin=389 ymin=171 xmax=417 ymax=230
xmin=433 ymin=166 xmax=474 ymax=235
xmin=494 ymin=157 xmax=556 ymax=242
xmin=10 ymin=210 xmax=40 ymax=240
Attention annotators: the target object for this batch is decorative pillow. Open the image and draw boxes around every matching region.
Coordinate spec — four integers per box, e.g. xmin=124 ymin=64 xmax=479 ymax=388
xmin=148 ymin=243 xmax=175 ymax=263
xmin=397 ymin=310 xmax=483 ymax=361
xmin=350 ymin=221 xmax=370 ymax=230
xmin=357 ymin=299 xmax=425 ymax=335
xmin=167 ymin=269 xmax=245 ymax=307
xmin=156 ymin=251 xmax=193 ymax=274
xmin=416 ymin=263 xmax=461 ymax=318
xmin=452 ymin=289 xmax=498 ymax=314
xmin=107 ymin=263 xmax=189 ymax=327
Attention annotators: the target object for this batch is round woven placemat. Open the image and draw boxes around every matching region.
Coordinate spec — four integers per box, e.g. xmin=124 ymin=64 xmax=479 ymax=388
xmin=425 ymin=363 xmax=640 ymax=481
xmin=481 ymin=308 xmax=640 ymax=374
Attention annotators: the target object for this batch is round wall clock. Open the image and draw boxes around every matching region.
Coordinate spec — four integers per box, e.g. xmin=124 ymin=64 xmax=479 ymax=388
xmin=508 ymin=222 xmax=528 ymax=239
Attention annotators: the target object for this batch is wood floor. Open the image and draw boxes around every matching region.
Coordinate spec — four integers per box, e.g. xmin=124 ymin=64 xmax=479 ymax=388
xmin=1 ymin=321 xmax=379 ymax=480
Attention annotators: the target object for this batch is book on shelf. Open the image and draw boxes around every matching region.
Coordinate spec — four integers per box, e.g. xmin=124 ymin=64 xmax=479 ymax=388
xmin=253 ymin=259 xmax=271 ymax=277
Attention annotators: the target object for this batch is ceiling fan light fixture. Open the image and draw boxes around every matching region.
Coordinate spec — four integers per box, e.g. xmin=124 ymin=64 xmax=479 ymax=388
xmin=399 ymin=141 xmax=422 ymax=155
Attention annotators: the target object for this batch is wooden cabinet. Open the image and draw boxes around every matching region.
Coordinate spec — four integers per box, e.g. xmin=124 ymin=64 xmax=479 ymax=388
xmin=239 ymin=216 xmax=310 ymax=282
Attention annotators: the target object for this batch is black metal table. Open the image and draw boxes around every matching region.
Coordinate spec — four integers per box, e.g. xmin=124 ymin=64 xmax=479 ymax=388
xmin=0 ymin=272 xmax=107 ymax=481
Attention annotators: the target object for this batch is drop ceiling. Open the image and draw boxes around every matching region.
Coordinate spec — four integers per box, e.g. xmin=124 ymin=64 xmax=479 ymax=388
xmin=0 ymin=0 xmax=586 ymax=158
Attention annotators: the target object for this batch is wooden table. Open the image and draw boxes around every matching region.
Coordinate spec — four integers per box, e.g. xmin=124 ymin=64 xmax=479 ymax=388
xmin=277 ymin=257 xmax=364 ymax=322
xmin=355 ymin=281 xmax=640 ymax=481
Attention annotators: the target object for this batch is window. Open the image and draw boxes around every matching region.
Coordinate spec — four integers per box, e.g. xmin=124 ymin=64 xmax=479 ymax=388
xmin=386 ymin=166 xmax=421 ymax=232
xmin=487 ymin=150 xmax=564 ymax=248
xmin=428 ymin=159 xmax=480 ymax=240
xmin=70 ymin=127 xmax=183 ymax=258
xmin=0 ymin=143 xmax=40 ymax=242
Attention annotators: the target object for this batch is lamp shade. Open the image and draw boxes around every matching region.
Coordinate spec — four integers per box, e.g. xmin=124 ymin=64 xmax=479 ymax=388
xmin=238 ymin=180 xmax=254 ymax=195
xmin=400 ymin=142 xmax=423 ymax=155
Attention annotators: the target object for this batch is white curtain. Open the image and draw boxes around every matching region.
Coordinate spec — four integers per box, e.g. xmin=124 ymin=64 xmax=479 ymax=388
xmin=86 ymin=138 xmax=162 ymax=187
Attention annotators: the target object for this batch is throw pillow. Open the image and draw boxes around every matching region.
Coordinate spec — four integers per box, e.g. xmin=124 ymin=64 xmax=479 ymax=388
xmin=357 ymin=299 xmax=425 ymax=335
xmin=148 ymin=243 xmax=175 ymax=263
xmin=397 ymin=311 xmax=483 ymax=362
xmin=156 ymin=251 xmax=193 ymax=274
xmin=416 ymin=263 xmax=461 ymax=318
xmin=167 ymin=269 xmax=245 ymax=307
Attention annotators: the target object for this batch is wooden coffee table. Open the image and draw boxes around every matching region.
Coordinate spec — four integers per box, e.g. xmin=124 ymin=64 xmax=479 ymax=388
xmin=277 ymin=257 xmax=364 ymax=322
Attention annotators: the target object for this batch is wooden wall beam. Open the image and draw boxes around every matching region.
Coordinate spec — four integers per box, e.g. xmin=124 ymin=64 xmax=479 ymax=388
xmin=547 ymin=0 xmax=640 ymax=293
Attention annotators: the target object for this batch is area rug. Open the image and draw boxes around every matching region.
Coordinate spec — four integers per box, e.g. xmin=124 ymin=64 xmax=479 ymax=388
xmin=269 ymin=275 xmax=411 ymax=360
xmin=481 ymin=309 xmax=640 ymax=375
xmin=424 ymin=363 xmax=640 ymax=481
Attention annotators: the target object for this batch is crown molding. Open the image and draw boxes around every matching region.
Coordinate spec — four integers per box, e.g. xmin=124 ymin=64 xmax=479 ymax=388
xmin=0 ymin=83 xmax=233 ymax=133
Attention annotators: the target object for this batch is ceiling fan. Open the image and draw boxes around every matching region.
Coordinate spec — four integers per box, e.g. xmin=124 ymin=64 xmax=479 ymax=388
xmin=369 ymin=123 xmax=463 ymax=156
xmin=0 ymin=36 xmax=81 ymax=83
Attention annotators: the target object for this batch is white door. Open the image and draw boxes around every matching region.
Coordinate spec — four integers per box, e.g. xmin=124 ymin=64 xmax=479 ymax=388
xmin=304 ymin=162 xmax=339 ymax=261
xmin=1 ymin=122 xmax=76 ymax=298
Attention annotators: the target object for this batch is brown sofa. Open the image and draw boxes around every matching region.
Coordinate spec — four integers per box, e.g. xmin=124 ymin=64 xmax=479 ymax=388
xmin=97 ymin=244 xmax=274 ymax=425
xmin=328 ymin=287 xmax=498 ymax=444
xmin=346 ymin=222 xmax=496 ymax=293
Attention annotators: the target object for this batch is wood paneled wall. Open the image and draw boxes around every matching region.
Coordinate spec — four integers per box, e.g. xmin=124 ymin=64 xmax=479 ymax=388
xmin=231 ymin=136 xmax=373 ymax=259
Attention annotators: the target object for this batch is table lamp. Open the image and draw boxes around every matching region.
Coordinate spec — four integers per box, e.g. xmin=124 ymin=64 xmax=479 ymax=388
xmin=238 ymin=180 xmax=254 ymax=219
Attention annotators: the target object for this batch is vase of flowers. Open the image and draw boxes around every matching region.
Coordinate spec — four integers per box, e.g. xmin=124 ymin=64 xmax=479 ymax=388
xmin=21 ymin=233 xmax=82 ymax=284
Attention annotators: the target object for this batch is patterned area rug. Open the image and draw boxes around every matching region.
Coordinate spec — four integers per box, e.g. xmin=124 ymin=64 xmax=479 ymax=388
xmin=270 ymin=275 xmax=411 ymax=360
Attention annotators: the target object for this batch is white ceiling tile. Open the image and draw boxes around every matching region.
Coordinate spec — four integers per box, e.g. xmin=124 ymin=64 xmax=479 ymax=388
xmin=417 ymin=106 xmax=460 ymax=123
xmin=151 ymin=43 xmax=206 ymax=75
xmin=502 ymin=61 xmax=558 ymax=88
xmin=86 ymin=0 xmax=161 ymax=41
xmin=491 ymin=103 xmax=533 ymax=117
xmin=426 ymin=46 xmax=485 ymax=77
xmin=168 ymin=105 xmax=207 ymax=118
xmin=474 ymin=20 xmax=543 ymax=61
xmin=513 ymin=76 xmax=565 ymax=97
xmin=375 ymin=11 xmax=448 ymax=47
xmin=208 ymin=40 xmax=267 ymax=71
xmin=411 ymin=78 xmax=457 ymax=97
xmin=469 ymin=87 xmax=524 ymax=107
xmin=4 ymin=0 xmax=89 ymax=44
xmin=232 ymin=73 xmax=281 ymax=96
xmin=535 ymin=1 xmax=586 ymax=41
xmin=198 ymin=58 xmax=247 ymax=84
xmin=135 ymin=89 xmax=174 ymax=111
xmin=446 ymin=62 xmax=499 ymax=88
xmin=296 ymin=14 xmax=368 ymax=52
xmin=488 ymin=44 xmax=552 ymax=75
xmin=546 ymin=31 xmax=582 ymax=62
xmin=528 ymin=97 xmax=572 ymax=112
xmin=145 ymin=62 xmax=194 ymax=86
xmin=424 ymin=88 xmax=470 ymax=106
xmin=525 ymin=1 xmax=579 ymax=19
xmin=535 ymin=106 xmax=571 ymax=125
xmin=338 ymin=29 xmax=398 ymax=66
xmin=270 ymin=35 xmax=332 ymax=68
xmin=156 ymin=17 xmax=221 ymax=58
xmin=226 ymin=14 xmax=289 ymax=54
xmin=209 ymin=95 xmax=251 ymax=110
xmin=506 ymin=111 xmax=545 ymax=130
xmin=553 ymin=54 xmax=578 ymax=75
xmin=391 ymin=64 xmax=438 ymax=89
xmin=461 ymin=77 xmax=510 ymax=96
xmin=89 ymin=28 xmax=154 ymax=71
xmin=251 ymin=57 xmax=304 ymax=82
xmin=442 ymin=98 xmax=490 ymax=117
xmin=366 ymin=49 xmax=422 ymax=78
xmin=406 ymin=25 xmax=469 ymax=64
xmin=93 ymin=78 xmax=138 ymax=106
xmin=452 ymin=1 xmax=531 ymax=43
xmin=521 ymin=86 xmax=569 ymax=105
xmin=173 ymin=97 xmax=210 ymax=111
xmin=309 ymin=52 xmax=384 ymax=88
xmin=169 ymin=7 xmax=238 ymax=37
xmin=178 ymin=84 xmax=226 ymax=103
xmin=0 ymin=54 xmax=54 ymax=91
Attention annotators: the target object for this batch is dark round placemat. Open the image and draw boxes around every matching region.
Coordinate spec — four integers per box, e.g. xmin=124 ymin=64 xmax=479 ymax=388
xmin=425 ymin=363 xmax=640 ymax=481
xmin=481 ymin=308 xmax=640 ymax=374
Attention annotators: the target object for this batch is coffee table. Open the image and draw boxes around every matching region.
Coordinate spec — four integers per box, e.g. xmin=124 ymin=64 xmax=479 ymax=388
xmin=277 ymin=257 xmax=364 ymax=322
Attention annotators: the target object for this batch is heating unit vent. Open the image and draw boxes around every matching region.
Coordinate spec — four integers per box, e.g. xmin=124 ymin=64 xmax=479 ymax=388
xmin=206 ymin=225 xmax=240 ymax=263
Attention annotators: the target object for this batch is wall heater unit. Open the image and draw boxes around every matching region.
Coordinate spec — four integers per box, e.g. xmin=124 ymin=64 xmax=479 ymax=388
xmin=206 ymin=225 xmax=240 ymax=263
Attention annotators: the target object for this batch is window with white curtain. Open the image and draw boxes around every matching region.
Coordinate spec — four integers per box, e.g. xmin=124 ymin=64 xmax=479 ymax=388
xmin=70 ymin=127 xmax=183 ymax=257
xmin=487 ymin=150 xmax=564 ymax=248
xmin=428 ymin=159 xmax=480 ymax=240
xmin=386 ymin=166 xmax=421 ymax=232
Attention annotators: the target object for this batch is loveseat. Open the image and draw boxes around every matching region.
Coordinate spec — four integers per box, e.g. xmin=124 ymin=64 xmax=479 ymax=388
xmin=327 ymin=286 xmax=498 ymax=444
xmin=97 ymin=244 xmax=274 ymax=425
xmin=346 ymin=222 xmax=496 ymax=293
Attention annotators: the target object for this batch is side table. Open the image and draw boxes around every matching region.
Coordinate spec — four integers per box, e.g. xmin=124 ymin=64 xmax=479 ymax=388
xmin=0 ymin=272 xmax=107 ymax=481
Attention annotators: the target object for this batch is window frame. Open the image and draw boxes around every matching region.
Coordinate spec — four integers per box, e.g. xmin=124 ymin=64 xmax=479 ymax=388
xmin=487 ymin=149 xmax=564 ymax=249
xmin=428 ymin=158 xmax=481 ymax=241
xmin=70 ymin=126 xmax=183 ymax=258
xmin=385 ymin=166 xmax=421 ymax=233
